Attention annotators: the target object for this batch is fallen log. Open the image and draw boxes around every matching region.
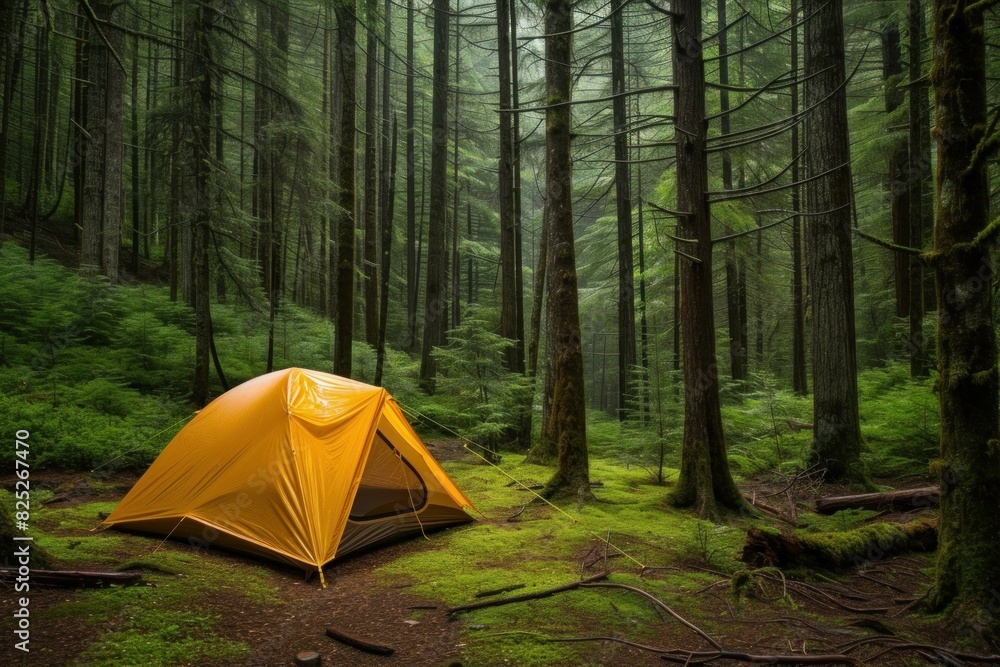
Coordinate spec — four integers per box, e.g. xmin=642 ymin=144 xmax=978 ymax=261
xmin=815 ymin=487 xmax=938 ymax=515
xmin=741 ymin=516 xmax=937 ymax=569
xmin=0 ymin=568 xmax=143 ymax=588
xmin=448 ymin=571 xmax=608 ymax=616
xmin=325 ymin=626 xmax=395 ymax=656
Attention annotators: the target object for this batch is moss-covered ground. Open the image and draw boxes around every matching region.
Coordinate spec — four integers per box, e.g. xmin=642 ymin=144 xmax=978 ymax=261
xmin=1 ymin=452 xmax=977 ymax=667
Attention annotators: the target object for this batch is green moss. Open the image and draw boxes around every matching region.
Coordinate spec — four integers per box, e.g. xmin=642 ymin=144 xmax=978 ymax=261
xmin=37 ymin=501 xmax=120 ymax=531
xmin=798 ymin=523 xmax=909 ymax=567
xmin=35 ymin=534 xmax=126 ymax=562
xmin=83 ymin=609 xmax=249 ymax=667
xmin=799 ymin=509 xmax=880 ymax=533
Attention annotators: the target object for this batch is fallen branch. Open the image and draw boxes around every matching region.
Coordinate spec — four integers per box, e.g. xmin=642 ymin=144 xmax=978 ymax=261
xmin=505 ymin=505 xmax=527 ymax=522
xmin=0 ymin=568 xmax=142 ymax=588
xmin=448 ymin=572 xmax=608 ymax=616
xmin=743 ymin=494 xmax=797 ymax=525
xmin=579 ymin=582 xmax=724 ymax=651
xmin=547 ymin=635 xmax=670 ymax=654
xmin=840 ymin=636 xmax=1000 ymax=664
xmin=659 ymin=649 xmax=855 ymax=664
xmin=547 ymin=635 xmax=857 ymax=664
xmin=815 ymin=487 xmax=938 ymax=514
xmin=474 ymin=583 xmax=526 ymax=598
xmin=325 ymin=626 xmax=395 ymax=656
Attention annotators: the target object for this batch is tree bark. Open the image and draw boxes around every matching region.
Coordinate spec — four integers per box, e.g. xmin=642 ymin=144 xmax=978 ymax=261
xmin=718 ymin=0 xmax=746 ymax=384
xmin=0 ymin=0 xmax=29 ymax=240
xmin=906 ymin=0 xmax=927 ymax=377
xmin=803 ymin=0 xmax=863 ymax=483
xmin=101 ymin=1 xmax=124 ymax=283
xmin=81 ymin=0 xmax=118 ymax=275
xmin=130 ymin=24 xmax=141 ymax=275
xmin=27 ymin=23 xmax=49 ymax=263
xmin=419 ymin=0 xmax=451 ymax=392
xmin=511 ymin=0 xmax=525 ymax=374
xmin=374 ymin=116 xmax=397 ymax=387
xmin=670 ymin=0 xmax=747 ymax=518
xmin=363 ymin=0 xmax=379 ymax=346
xmin=333 ymin=0 xmax=357 ymax=377
xmin=882 ymin=24 xmax=910 ymax=320
xmin=541 ymin=0 xmax=590 ymax=499
xmin=405 ymin=0 xmax=417 ymax=349
xmin=188 ymin=0 xmax=215 ymax=407
xmin=928 ymin=0 xmax=1000 ymax=632
xmin=790 ymin=0 xmax=807 ymax=396
xmin=610 ymin=0 xmax=637 ymax=418
xmin=497 ymin=0 xmax=521 ymax=372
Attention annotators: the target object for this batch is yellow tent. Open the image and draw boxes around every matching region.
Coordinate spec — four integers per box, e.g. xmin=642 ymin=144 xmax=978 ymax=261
xmin=104 ymin=368 xmax=474 ymax=582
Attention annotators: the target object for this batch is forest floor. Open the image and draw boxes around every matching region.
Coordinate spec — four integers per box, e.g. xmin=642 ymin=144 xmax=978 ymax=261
xmin=1 ymin=442 xmax=992 ymax=667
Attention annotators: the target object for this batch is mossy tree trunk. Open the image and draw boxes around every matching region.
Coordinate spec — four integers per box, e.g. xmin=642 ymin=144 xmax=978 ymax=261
xmin=929 ymin=0 xmax=1000 ymax=636
xmin=540 ymin=0 xmax=590 ymax=499
xmin=670 ymin=0 xmax=746 ymax=518
xmin=803 ymin=0 xmax=864 ymax=483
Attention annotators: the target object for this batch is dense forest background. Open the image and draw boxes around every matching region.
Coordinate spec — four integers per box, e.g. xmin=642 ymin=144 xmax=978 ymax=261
xmin=2 ymin=0 xmax=1000 ymax=650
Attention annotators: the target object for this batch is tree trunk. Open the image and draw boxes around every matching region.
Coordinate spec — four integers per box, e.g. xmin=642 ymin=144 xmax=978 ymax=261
xmin=803 ymin=0 xmax=863 ymax=483
xmin=718 ymin=0 xmax=746 ymax=384
xmin=333 ymin=0 xmax=357 ymax=377
xmin=27 ymin=23 xmax=49 ymax=263
xmin=363 ymin=0 xmax=379 ymax=346
xmin=72 ymin=12 xmax=88 ymax=248
xmin=670 ymin=0 xmax=746 ymax=518
xmin=906 ymin=0 xmax=927 ymax=377
xmin=101 ymin=0 xmax=124 ymax=282
xmin=130 ymin=24 xmax=141 ymax=275
xmin=451 ymin=22 xmax=461 ymax=330
xmin=510 ymin=0 xmax=526 ymax=372
xmin=497 ymin=0 xmax=520 ymax=371
xmin=541 ymin=0 xmax=590 ymax=500
xmin=610 ymin=0 xmax=636 ymax=419
xmin=319 ymin=7 xmax=330 ymax=317
xmin=374 ymin=116 xmax=397 ymax=387
xmin=0 ymin=0 xmax=29 ymax=239
xmin=188 ymin=0 xmax=215 ymax=407
xmin=882 ymin=24 xmax=910 ymax=320
xmin=419 ymin=0 xmax=450 ymax=393
xmin=790 ymin=0 xmax=807 ymax=396
xmin=377 ymin=0 xmax=392 ymax=340
xmin=928 ymin=0 xmax=1000 ymax=633
xmin=81 ymin=0 xmax=110 ymax=273
xmin=405 ymin=0 xmax=417 ymax=349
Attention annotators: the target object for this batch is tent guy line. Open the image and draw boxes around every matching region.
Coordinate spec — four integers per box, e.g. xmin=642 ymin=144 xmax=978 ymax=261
xmin=396 ymin=401 xmax=649 ymax=570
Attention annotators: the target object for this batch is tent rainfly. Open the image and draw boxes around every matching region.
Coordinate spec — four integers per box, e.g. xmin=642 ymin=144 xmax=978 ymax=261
xmin=104 ymin=368 xmax=474 ymax=585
